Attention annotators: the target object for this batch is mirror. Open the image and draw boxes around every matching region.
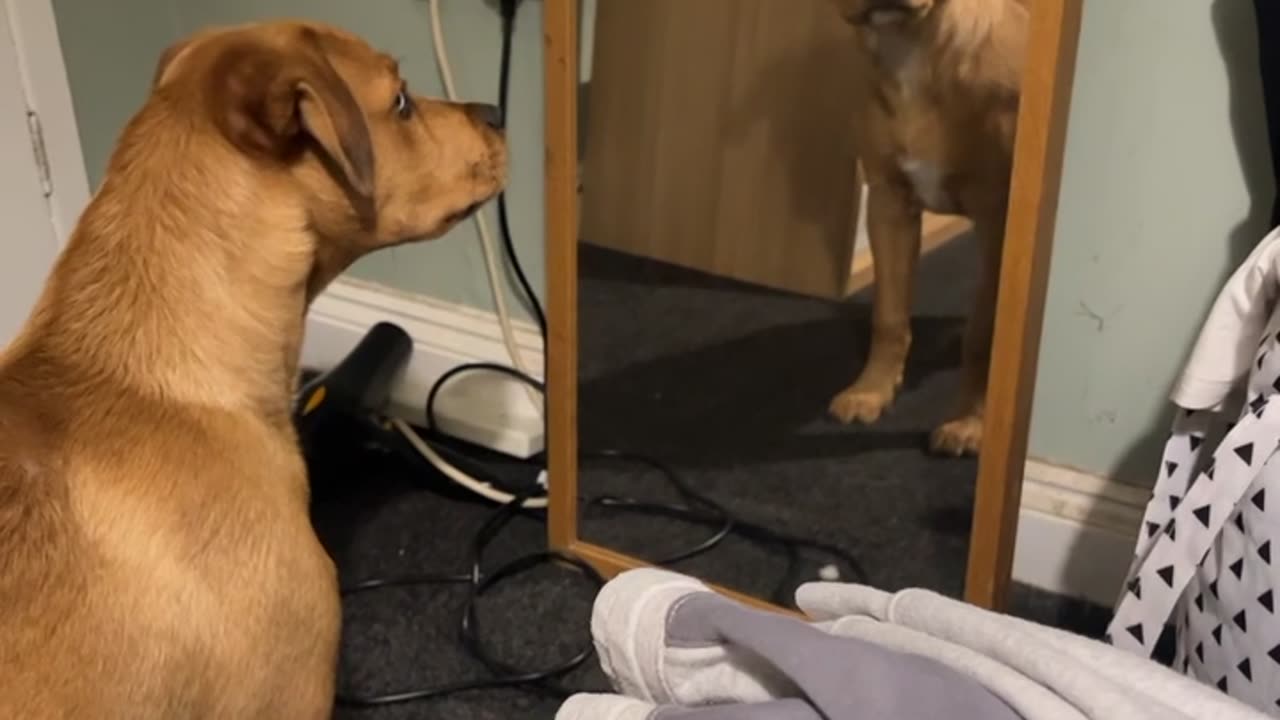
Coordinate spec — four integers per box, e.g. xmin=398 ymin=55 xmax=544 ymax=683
xmin=545 ymin=0 xmax=1082 ymax=611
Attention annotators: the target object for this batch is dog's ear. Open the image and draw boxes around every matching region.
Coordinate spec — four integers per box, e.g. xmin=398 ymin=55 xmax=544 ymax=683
xmin=208 ymin=32 xmax=376 ymax=201
xmin=153 ymin=36 xmax=200 ymax=88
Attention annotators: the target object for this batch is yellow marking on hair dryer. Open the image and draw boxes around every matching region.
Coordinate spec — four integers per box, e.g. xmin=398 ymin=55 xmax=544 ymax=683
xmin=301 ymin=385 xmax=327 ymax=416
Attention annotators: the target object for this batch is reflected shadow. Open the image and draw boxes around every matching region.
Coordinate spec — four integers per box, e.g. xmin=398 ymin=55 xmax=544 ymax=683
xmin=579 ymin=301 xmax=963 ymax=468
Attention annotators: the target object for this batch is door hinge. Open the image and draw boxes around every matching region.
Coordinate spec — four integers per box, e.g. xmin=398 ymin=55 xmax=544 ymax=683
xmin=25 ymin=110 xmax=52 ymax=198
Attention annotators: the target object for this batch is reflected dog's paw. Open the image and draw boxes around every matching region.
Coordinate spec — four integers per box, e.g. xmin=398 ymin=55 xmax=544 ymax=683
xmin=828 ymin=385 xmax=896 ymax=424
xmin=929 ymin=415 xmax=983 ymax=456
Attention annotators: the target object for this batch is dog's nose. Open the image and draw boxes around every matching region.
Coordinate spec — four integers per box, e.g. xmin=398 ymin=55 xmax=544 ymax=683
xmin=467 ymin=103 xmax=504 ymax=132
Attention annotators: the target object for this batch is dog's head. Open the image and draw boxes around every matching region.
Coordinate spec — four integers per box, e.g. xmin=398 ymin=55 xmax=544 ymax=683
xmin=830 ymin=0 xmax=937 ymax=28
xmin=150 ymin=20 xmax=507 ymax=254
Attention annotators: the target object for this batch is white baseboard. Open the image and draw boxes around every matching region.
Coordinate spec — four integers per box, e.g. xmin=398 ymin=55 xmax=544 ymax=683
xmin=1014 ymin=459 xmax=1149 ymax=607
xmin=301 ymin=278 xmax=544 ymax=458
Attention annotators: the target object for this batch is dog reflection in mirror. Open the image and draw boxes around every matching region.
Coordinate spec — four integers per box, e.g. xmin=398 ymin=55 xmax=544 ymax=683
xmin=826 ymin=0 xmax=1028 ymax=456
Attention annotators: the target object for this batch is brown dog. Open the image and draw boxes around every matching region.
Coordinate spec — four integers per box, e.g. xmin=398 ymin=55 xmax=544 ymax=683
xmin=826 ymin=0 xmax=1027 ymax=456
xmin=0 ymin=20 xmax=505 ymax=719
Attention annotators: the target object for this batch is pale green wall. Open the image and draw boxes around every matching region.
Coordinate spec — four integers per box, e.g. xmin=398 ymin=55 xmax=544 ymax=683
xmin=51 ymin=0 xmax=545 ymax=317
xmin=1027 ymin=0 xmax=1274 ymax=485
xmin=50 ymin=0 xmax=180 ymax=182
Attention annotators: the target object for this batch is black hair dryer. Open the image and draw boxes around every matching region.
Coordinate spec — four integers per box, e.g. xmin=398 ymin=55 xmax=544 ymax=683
xmin=294 ymin=321 xmax=413 ymax=442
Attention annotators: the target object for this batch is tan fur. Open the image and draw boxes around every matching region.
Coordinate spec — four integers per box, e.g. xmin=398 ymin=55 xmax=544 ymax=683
xmin=826 ymin=0 xmax=1028 ymax=456
xmin=0 ymin=20 xmax=506 ymax=718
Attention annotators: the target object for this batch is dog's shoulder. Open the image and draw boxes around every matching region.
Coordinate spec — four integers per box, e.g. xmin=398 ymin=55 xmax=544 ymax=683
xmin=0 ymin=344 xmax=81 ymax=576
xmin=0 ymin=453 xmax=74 ymax=574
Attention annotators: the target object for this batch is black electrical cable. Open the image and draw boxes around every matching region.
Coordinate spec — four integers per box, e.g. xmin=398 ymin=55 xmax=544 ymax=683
xmin=580 ymin=450 xmax=735 ymax=566
xmin=336 ymin=472 xmax=605 ymax=708
xmin=425 ymin=361 xmax=544 ymax=432
xmin=495 ymin=0 xmax=547 ymax=338
xmin=580 ymin=450 xmax=870 ymax=605
xmin=421 ymin=359 xmax=873 ymax=598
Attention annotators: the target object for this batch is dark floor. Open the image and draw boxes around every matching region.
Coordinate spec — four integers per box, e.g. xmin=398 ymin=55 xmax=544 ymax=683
xmin=577 ymin=235 xmax=980 ymax=600
xmin=312 ymin=455 xmax=607 ymax=720
xmin=309 ymin=235 xmax=1116 ymax=720
xmin=311 ymin=446 xmax=1113 ymax=720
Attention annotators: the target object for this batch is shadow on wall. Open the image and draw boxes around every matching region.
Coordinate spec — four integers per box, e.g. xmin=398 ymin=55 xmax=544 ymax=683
xmin=1063 ymin=0 xmax=1276 ymax=608
xmin=1214 ymin=0 xmax=1277 ymax=267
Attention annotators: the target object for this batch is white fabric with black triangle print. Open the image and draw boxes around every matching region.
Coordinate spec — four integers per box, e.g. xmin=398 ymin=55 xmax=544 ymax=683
xmin=1109 ymin=231 xmax=1280 ymax=717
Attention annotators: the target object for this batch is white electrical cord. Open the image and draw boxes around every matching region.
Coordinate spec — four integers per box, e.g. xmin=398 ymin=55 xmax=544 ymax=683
xmin=428 ymin=0 xmax=543 ymax=417
xmin=406 ymin=1 xmax=545 ymax=509
xmin=392 ymin=418 xmax=548 ymax=509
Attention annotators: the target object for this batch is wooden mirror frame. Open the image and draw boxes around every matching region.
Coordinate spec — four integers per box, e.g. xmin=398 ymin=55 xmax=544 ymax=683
xmin=543 ymin=0 xmax=1084 ymax=611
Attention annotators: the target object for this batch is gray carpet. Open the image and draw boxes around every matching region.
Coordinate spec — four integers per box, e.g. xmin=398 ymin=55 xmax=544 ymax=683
xmin=577 ymin=235 xmax=981 ymax=600
xmin=310 ymin=234 xmax=1115 ymax=719
xmin=313 ymin=467 xmax=1110 ymax=720
xmin=311 ymin=450 xmax=609 ymax=720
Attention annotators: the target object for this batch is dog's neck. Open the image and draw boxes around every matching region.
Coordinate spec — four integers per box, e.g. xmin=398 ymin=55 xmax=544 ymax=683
xmin=21 ymin=109 xmax=334 ymax=418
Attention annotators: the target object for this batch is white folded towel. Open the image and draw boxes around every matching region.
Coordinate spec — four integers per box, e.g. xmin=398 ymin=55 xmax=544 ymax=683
xmin=796 ymin=583 xmax=1265 ymax=720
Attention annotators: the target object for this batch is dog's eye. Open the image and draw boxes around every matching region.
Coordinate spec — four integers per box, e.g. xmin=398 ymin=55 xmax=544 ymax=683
xmin=393 ymin=86 xmax=413 ymax=119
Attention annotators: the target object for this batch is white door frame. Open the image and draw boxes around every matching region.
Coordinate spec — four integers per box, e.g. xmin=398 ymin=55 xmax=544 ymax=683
xmin=0 ymin=0 xmax=81 ymax=344
xmin=3 ymin=0 xmax=90 ymax=244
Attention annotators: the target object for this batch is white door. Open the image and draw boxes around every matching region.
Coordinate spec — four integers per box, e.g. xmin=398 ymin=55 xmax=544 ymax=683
xmin=0 ymin=3 xmax=61 ymax=346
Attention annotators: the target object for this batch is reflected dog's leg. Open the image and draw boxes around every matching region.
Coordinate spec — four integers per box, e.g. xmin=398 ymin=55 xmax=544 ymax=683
xmin=830 ymin=180 xmax=922 ymax=425
xmin=930 ymin=200 xmax=1006 ymax=456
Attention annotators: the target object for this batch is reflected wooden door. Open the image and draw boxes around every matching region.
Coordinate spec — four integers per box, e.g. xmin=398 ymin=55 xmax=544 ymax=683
xmin=580 ymin=0 xmax=864 ymax=299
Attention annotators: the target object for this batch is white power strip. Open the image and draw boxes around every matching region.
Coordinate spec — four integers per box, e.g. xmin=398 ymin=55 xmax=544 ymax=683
xmin=304 ymin=280 xmax=546 ymax=461
xmin=414 ymin=367 xmax=544 ymax=459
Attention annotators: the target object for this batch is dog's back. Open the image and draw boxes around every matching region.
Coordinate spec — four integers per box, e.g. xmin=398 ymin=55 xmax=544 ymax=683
xmin=0 ymin=17 xmax=506 ymax=717
xmin=0 ymin=329 xmax=336 ymax=717
xmin=0 ymin=352 xmax=80 ymax=661
xmin=0 ymin=345 xmax=129 ymax=716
